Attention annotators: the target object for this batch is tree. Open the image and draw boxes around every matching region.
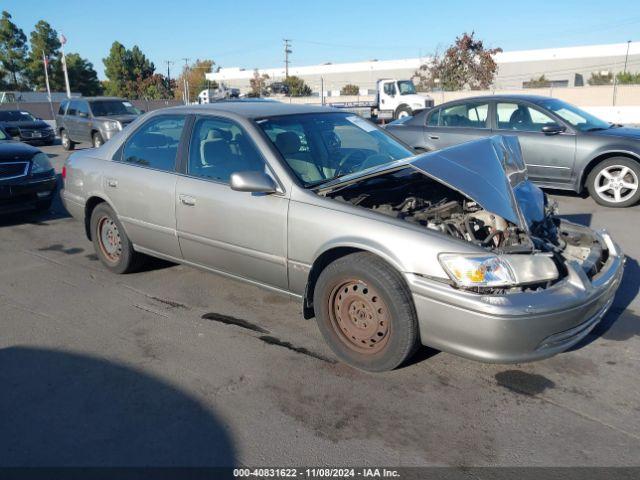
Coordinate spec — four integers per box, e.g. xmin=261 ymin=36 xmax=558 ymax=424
xmin=587 ymin=72 xmax=613 ymax=86
xmin=65 ymin=53 xmax=102 ymax=96
xmin=283 ymin=75 xmax=312 ymax=96
xmin=132 ymin=73 xmax=172 ymax=100
xmin=248 ymin=69 xmax=269 ymax=97
xmin=340 ymin=83 xmax=360 ymax=95
xmin=616 ymin=71 xmax=640 ymax=85
xmin=103 ymin=41 xmax=130 ymax=96
xmin=523 ymin=75 xmax=551 ymax=89
xmin=0 ymin=11 xmax=28 ymax=88
xmin=129 ymin=45 xmax=154 ymax=79
xmin=173 ymin=59 xmax=215 ymax=101
xmin=413 ymin=32 xmax=502 ymax=91
xmin=25 ymin=20 xmax=63 ymax=91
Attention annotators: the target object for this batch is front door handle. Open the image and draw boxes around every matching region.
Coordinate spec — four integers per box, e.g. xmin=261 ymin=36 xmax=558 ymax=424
xmin=106 ymin=178 xmax=118 ymax=188
xmin=179 ymin=194 xmax=196 ymax=206
xmin=428 ymin=135 xmax=439 ymax=140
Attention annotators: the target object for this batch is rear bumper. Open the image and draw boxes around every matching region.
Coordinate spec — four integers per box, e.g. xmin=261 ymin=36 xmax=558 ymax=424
xmin=0 ymin=175 xmax=57 ymax=213
xmin=407 ymin=231 xmax=624 ymax=363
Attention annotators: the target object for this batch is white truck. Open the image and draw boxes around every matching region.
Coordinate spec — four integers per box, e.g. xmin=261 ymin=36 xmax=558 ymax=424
xmin=197 ymin=85 xmax=240 ymax=104
xmin=329 ymin=79 xmax=433 ymax=121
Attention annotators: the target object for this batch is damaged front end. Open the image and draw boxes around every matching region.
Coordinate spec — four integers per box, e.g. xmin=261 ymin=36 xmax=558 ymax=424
xmin=319 ymin=136 xmax=614 ymax=294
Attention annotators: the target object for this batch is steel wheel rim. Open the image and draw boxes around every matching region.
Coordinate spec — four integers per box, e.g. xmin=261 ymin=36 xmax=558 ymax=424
xmin=97 ymin=216 xmax=122 ymax=263
xmin=594 ymin=165 xmax=639 ymax=203
xmin=62 ymin=132 xmax=69 ymax=148
xmin=397 ymin=110 xmax=410 ymax=119
xmin=328 ymin=279 xmax=390 ymax=354
xmin=94 ymin=136 xmax=102 ymax=148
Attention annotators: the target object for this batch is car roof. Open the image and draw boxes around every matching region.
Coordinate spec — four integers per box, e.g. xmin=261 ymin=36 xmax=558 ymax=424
xmin=67 ymin=97 xmax=126 ymax=102
xmin=160 ymin=100 xmax=337 ymax=119
xmin=437 ymin=94 xmax=555 ymax=106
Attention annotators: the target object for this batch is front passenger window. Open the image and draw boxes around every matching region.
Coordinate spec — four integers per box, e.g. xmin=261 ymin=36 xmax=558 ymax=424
xmin=188 ymin=117 xmax=265 ymax=183
xmin=121 ymin=116 xmax=185 ymax=171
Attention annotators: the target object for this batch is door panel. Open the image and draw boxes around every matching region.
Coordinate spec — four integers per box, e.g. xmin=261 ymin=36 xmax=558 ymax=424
xmin=494 ymin=102 xmax=576 ymax=183
xmin=175 ymin=115 xmax=289 ymax=289
xmin=176 ymin=177 xmax=289 ymax=288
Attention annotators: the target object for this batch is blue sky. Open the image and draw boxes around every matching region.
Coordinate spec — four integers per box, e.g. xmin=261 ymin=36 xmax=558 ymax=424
xmin=4 ymin=0 xmax=640 ymax=79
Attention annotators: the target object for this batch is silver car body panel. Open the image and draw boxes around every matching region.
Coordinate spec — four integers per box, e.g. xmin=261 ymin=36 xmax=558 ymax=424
xmin=61 ymin=103 xmax=625 ymax=364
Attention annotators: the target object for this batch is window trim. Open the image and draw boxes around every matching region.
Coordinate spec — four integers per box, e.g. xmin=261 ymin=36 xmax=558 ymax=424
xmin=115 ymin=114 xmax=188 ymax=174
xmin=429 ymin=101 xmax=491 ymax=129
xmin=182 ymin=114 xmax=279 ymax=189
xmin=492 ymin=100 xmax=575 ymax=134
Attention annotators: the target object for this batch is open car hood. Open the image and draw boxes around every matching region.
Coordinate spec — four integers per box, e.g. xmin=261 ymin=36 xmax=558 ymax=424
xmin=410 ymin=136 xmax=545 ymax=229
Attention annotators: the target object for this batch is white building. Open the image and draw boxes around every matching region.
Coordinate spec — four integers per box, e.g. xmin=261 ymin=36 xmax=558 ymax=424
xmin=206 ymin=41 xmax=640 ymax=94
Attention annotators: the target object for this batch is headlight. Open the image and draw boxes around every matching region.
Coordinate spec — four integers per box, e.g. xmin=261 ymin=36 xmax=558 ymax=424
xmin=439 ymin=254 xmax=515 ymax=287
xmin=412 ymin=103 xmax=423 ymax=109
xmin=31 ymin=152 xmax=53 ymax=174
xmin=438 ymin=253 xmax=559 ymax=289
xmin=105 ymin=120 xmax=120 ymax=130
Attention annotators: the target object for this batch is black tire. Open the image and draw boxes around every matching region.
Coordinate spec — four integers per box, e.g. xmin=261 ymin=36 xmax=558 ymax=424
xmin=586 ymin=157 xmax=640 ymax=208
xmin=92 ymin=131 xmax=104 ymax=148
xmin=90 ymin=203 xmax=142 ymax=274
xmin=394 ymin=105 xmax=412 ymax=120
xmin=313 ymin=252 xmax=419 ymax=372
xmin=60 ymin=129 xmax=75 ymax=151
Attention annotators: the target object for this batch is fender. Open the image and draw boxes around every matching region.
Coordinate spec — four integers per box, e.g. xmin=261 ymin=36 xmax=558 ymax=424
xmin=578 ymin=147 xmax=640 ymax=187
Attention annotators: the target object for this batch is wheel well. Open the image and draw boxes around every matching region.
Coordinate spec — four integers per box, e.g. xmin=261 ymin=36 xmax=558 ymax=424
xmin=581 ymin=152 xmax=640 ymax=190
xmin=84 ymin=196 xmax=106 ymax=240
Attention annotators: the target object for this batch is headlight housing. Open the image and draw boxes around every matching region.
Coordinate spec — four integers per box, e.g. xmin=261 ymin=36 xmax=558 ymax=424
xmin=438 ymin=253 xmax=559 ymax=289
xmin=439 ymin=254 xmax=515 ymax=287
xmin=30 ymin=152 xmax=54 ymax=174
xmin=105 ymin=120 xmax=120 ymax=130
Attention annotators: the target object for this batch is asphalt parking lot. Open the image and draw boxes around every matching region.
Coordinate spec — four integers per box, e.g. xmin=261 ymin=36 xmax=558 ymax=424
xmin=1 ymin=141 xmax=639 ymax=468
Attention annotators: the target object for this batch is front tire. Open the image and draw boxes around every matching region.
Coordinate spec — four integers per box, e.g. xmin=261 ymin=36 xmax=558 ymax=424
xmin=395 ymin=105 xmax=412 ymax=120
xmin=313 ymin=252 xmax=419 ymax=372
xmin=90 ymin=203 xmax=142 ymax=274
xmin=60 ymin=130 xmax=75 ymax=151
xmin=92 ymin=131 xmax=104 ymax=148
xmin=587 ymin=157 xmax=640 ymax=207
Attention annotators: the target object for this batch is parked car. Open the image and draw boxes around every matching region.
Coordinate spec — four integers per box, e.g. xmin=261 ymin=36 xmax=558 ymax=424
xmin=386 ymin=95 xmax=640 ymax=207
xmin=61 ymin=103 xmax=623 ymax=371
xmin=0 ymin=109 xmax=55 ymax=145
xmin=0 ymin=125 xmax=57 ymax=213
xmin=55 ymin=97 xmax=142 ymax=150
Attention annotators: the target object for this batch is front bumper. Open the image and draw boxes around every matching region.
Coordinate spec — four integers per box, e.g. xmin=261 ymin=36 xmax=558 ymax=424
xmin=407 ymin=230 xmax=624 ymax=363
xmin=0 ymin=174 xmax=57 ymax=213
xmin=16 ymin=130 xmax=56 ymax=144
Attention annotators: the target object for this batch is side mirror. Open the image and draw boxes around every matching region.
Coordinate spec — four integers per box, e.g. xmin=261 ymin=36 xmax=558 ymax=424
xmin=230 ymin=171 xmax=278 ymax=193
xmin=541 ymin=123 xmax=565 ymax=135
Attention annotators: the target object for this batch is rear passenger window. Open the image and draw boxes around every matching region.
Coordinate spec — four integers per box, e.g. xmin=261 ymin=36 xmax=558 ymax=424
xmin=188 ymin=117 xmax=265 ymax=183
xmin=58 ymin=101 xmax=68 ymax=115
xmin=67 ymin=101 xmax=78 ymax=116
xmin=439 ymin=102 xmax=489 ymax=128
xmin=121 ymin=116 xmax=185 ymax=172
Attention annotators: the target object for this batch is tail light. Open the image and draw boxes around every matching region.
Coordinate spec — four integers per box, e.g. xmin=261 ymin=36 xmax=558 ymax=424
xmin=61 ymin=165 xmax=66 ymax=180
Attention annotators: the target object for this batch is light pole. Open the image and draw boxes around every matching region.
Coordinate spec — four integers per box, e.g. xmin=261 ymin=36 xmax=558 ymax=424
xmin=623 ymin=40 xmax=632 ymax=74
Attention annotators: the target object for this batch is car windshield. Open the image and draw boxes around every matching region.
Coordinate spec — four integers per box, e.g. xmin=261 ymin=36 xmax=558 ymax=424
xmin=0 ymin=110 xmax=37 ymax=122
xmin=90 ymin=100 xmax=139 ymax=116
xmin=537 ymin=98 xmax=611 ymax=132
xmin=257 ymin=112 xmax=413 ymax=187
xmin=398 ymin=81 xmax=417 ymax=95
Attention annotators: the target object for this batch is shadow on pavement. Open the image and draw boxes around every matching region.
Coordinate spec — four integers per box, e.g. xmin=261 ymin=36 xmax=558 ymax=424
xmin=559 ymin=213 xmax=592 ymax=227
xmin=0 ymin=347 xmax=236 ymax=467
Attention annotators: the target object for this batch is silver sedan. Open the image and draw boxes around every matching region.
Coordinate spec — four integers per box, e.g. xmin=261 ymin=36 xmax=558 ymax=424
xmin=61 ymin=102 xmax=624 ymax=371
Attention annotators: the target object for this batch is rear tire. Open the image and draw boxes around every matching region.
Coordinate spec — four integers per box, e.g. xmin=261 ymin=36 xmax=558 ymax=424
xmin=313 ymin=252 xmax=419 ymax=372
xmin=586 ymin=157 xmax=640 ymax=207
xmin=90 ymin=203 xmax=142 ymax=274
xmin=61 ymin=130 xmax=75 ymax=151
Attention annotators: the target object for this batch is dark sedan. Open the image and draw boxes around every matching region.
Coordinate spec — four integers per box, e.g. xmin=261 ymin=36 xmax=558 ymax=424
xmin=0 ymin=109 xmax=56 ymax=146
xmin=0 ymin=126 xmax=57 ymax=214
xmin=386 ymin=95 xmax=640 ymax=207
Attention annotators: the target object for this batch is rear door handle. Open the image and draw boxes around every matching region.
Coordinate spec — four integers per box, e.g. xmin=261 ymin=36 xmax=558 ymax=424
xmin=179 ymin=194 xmax=196 ymax=206
xmin=428 ymin=135 xmax=439 ymax=140
xmin=106 ymin=178 xmax=118 ymax=188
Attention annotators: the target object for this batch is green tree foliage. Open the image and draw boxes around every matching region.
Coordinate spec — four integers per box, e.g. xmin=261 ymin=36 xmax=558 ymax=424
xmin=103 ymin=41 xmax=164 ymax=99
xmin=615 ymin=71 xmax=640 ymax=85
xmin=587 ymin=72 xmax=613 ymax=86
xmin=25 ymin=20 xmax=63 ymax=90
xmin=283 ymin=75 xmax=312 ymax=96
xmin=103 ymin=41 xmax=131 ymax=96
xmin=523 ymin=75 xmax=551 ymax=89
xmin=248 ymin=69 xmax=269 ymax=97
xmin=414 ymin=32 xmax=502 ymax=91
xmin=173 ymin=59 xmax=215 ymax=101
xmin=0 ymin=11 xmax=28 ymax=88
xmin=65 ymin=53 xmax=102 ymax=96
xmin=340 ymin=83 xmax=360 ymax=95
